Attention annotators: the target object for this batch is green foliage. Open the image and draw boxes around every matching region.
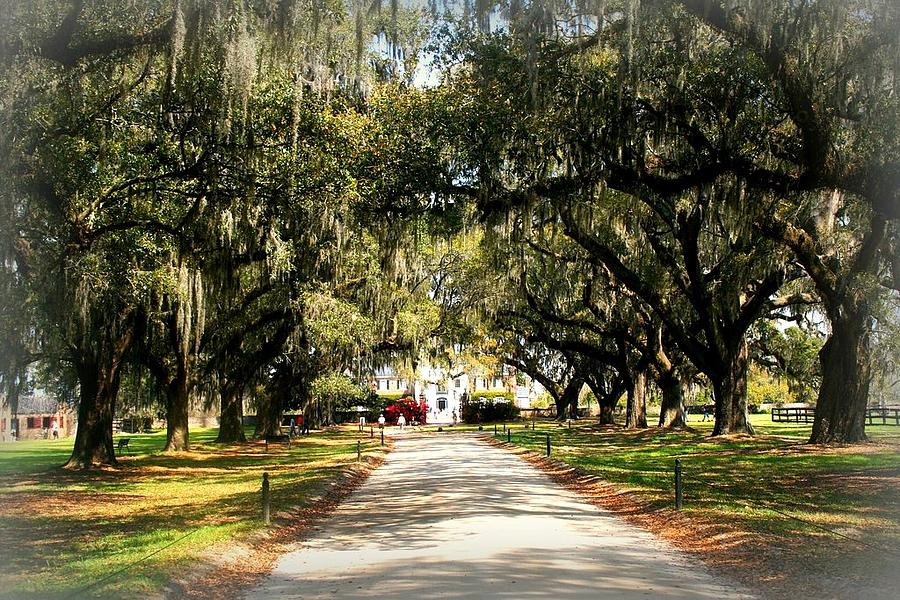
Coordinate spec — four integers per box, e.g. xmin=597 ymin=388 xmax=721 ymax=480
xmin=310 ymin=373 xmax=368 ymax=410
xmin=747 ymin=367 xmax=793 ymax=408
xmin=461 ymin=395 xmax=519 ymax=423
xmin=531 ymin=391 xmax=554 ymax=409
xmin=753 ymin=322 xmax=823 ymax=404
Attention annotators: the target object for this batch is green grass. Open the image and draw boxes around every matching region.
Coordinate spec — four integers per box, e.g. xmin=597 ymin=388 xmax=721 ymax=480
xmin=0 ymin=427 xmax=385 ymax=599
xmin=493 ymin=413 xmax=900 ymax=581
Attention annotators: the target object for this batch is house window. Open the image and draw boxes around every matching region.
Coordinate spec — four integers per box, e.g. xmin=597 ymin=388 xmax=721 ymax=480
xmin=437 ymin=398 xmax=447 ymax=411
xmin=42 ymin=416 xmax=51 ymax=429
xmin=26 ymin=417 xmax=36 ymax=429
xmin=455 ymin=379 xmax=461 ymax=388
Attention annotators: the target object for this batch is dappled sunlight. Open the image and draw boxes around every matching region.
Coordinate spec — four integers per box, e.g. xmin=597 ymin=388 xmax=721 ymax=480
xmin=0 ymin=426 xmax=389 ymax=598
xmin=491 ymin=418 xmax=900 ymax=600
xmin=248 ymin=435 xmax=752 ymax=600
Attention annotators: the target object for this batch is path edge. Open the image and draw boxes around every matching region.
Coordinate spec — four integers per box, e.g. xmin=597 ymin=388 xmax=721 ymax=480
xmin=163 ymin=441 xmax=395 ymax=600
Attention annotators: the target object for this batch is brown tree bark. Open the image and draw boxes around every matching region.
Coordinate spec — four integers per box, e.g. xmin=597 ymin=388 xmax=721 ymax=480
xmin=557 ymin=379 xmax=582 ymax=420
xmin=217 ymin=381 xmax=246 ymax=443
xmin=657 ymin=372 xmax=686 ymax=429
xmin=711 ymin=340 xmax=754 ymax=435
xmin=65 ymin=360 xmax=127 ymax=468
xmin=253 ymin=394 xmax=284 ymax=438
xmin=625 ymin=369 xmax=648 ymax=429
xmin=65 ymin=314 xmax=135 ymax=469
xmin=65 ymin=359 xmax=120 ymax=468
xmin=163 ymin=362 xmax=190 ymax=452
xmin=810 ymin=310 xmax=871 ymax=442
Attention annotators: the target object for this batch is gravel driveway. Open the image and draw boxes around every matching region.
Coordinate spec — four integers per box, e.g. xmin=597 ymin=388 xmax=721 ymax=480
xmin=244 ymin=433 xmax=755 ymax=599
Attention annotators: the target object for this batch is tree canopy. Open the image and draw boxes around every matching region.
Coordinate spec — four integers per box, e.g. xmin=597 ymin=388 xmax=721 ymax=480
xmin=1 ymin=0 xmax=898 ymax=468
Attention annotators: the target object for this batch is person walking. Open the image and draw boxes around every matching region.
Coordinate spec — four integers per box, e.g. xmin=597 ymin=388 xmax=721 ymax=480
xmin=378 ymin=414 xmax=386 ymax=429
xmin=398 ymin=414 xmax=406 ymax=430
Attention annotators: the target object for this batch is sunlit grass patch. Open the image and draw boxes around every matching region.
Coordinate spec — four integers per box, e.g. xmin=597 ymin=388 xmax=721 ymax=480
xmin=0 ymin=426 xmax=385 ymax=599
xmin=498 ymin=414 xmax=900 ymax=573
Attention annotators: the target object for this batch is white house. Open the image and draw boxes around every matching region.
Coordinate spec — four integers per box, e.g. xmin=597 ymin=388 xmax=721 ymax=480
xmin=371 ymin=363 xmax=537 ymax=423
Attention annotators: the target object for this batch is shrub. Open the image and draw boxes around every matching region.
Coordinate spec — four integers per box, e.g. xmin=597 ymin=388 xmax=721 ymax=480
xmin=461 ymin=397 xmax=519 ymax=423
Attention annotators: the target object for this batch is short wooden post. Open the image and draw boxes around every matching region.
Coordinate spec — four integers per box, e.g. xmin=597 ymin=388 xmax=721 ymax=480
xmin=357 ymin=440 xmax=361 ymax=463
xmin=546 ymin=433 xmax=551 ymax=457
xmin=532 ymin=420 xmax=535 ymax=430
xmin=503 ymin=423 xmax=507 ymax=432
xmin=507 ymin=429 xmax=511 ymax=443
xmin=381 ymin=429 xmax=384 ymax=446
xmin=262 ymin=472 xmax=271 ymax=525
xmin=675 ymin=459 xmax=683 ymax=510
xmin=494 ymin=423 xmax=497 ymax=435
xmin=370 ymin=426 xmax=373 ymax=438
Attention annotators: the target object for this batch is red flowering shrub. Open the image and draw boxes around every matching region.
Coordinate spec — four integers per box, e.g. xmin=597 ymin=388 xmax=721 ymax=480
xmin=384 ymin=397 xmax=428 ymax=424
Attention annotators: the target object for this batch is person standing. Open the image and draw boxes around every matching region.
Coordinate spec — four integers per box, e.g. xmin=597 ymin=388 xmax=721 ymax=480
xmin=378 ymin=414 xmax=386 ymax=429
xmin=398 ymin=414 xmax=406 ymax=430
xmin=52 ymin=421 xmax=60 ymax=439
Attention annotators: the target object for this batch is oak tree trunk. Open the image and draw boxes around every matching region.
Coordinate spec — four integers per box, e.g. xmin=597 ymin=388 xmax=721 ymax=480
xmin=711 ymin=340 xmax=753 ymax=436
xmin=217 ymin=382 xmax=246 ymax=443
xmin=598 ymin=400 xmax=617 ymax=425
xmin=657 ymin=372 xmax=686 ymax=429
xmin=625 ymin=370 xmax=648 ymax=429
xmin=810 ymin=310 xmax=871 ymax=443
xmin=163 ymin=363 xmax=190 ymax=452
xmin=558 ymin=379 xmax=582 ymax=420
xmin=65 ymin=359 xmax=121 ymax=469
xmin=253 ymin=394 xmax=284 ymax=438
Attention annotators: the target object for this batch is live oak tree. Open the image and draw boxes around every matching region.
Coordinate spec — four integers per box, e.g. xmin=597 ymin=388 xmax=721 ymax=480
xmin=0 ymin=0 xmax=440 ymax=464
xmin=655 ymin=0 xmax=900 ymax=442
xmin=440 ymin=21 xmax=797 ymax=435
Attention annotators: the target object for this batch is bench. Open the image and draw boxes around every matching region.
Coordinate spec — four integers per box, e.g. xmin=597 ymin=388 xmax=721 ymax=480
xmin=264 ymin=435 xmax=291 ymax=451
xmin=117 ymin=438 xmax=130 ymax=454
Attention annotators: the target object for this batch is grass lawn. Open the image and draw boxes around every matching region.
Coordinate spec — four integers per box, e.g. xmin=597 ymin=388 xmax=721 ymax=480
xmin=492 ymin=413 xmax=900 ymax=598
xmin=0 ymin=427 xmax=385 ymax=600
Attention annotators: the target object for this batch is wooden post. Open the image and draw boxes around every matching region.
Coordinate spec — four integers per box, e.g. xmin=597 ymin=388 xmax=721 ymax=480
xmin=357 ymin=440 xmax=361 ymax=463
xmin=507 ymin=429 xmax=511 ymax=443
xmin=370 ymin=426 xmax=373 ymax=438
xmin=546 ymin=433 xmax=551 ymax=457
xmin=675 ymin=459 xmax=683 ymax=510
xmin=381 ymin=429 xmax=384 ymax=446
xmin=494 ymin=423 xmax=497 ymax=435
xmin=262 ymin=472 xmax=271 ymax=525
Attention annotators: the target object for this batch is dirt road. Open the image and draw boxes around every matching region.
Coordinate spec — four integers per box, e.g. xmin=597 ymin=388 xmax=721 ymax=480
xmin=244 ymin=434 xmax=754 ymax=599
